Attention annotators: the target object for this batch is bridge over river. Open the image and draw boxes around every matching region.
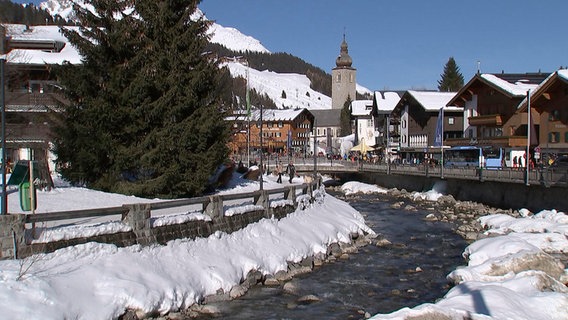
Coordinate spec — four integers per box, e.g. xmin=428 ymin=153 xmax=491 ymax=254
xmin=283 ymin=157 xmax=568 ymax=212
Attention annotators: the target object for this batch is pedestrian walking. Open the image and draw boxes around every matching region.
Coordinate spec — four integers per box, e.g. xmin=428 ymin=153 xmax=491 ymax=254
xmin=276 ymin=162 xmax=283 ymax=183
xmin=286 ymin=161 xmax=296 ymax=183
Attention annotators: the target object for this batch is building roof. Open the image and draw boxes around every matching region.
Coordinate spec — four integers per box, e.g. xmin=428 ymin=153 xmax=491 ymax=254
xmin=373 ymin=91 xmax=402 ymax=113
xmin=4 ymin=24 xmax=82 ymax=65
xmin=249 ymin=108 xmax=313 ymax=122
xmin=350 ymin=99 xmax=373 ymax=116
xmin=392 ymin=90 xmax=463 ymax=116
xmin=517 ymin=69 xmax=568 ymax=112
xmin=479 ymin=74 xmax=539 ymax=97
xmin=448 ymin=72 xmax=547 ymax=107
xmin=406 ymin=90 xmax=461 ymax=112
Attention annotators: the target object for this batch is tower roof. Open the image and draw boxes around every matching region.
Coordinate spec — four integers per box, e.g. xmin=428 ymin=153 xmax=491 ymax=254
xmin=335 ymin=35 xmax=353 ymax=68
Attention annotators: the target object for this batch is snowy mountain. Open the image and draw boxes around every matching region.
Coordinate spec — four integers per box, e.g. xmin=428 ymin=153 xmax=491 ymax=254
xmin=35 ymin=1 xmax=371 ymax=109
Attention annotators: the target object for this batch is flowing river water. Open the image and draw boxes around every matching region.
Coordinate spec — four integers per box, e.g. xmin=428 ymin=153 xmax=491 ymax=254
xmin=192 ymin=190 xmax=469 ymax=319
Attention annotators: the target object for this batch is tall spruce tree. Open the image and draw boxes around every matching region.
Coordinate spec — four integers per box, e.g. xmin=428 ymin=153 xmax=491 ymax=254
xmin=437 ymin=57 xmax=464 ymax=92
xmin=340 ymin=96 xmax=352 ymax=136
xmin=53 ymin=0 xmax=229 ymax=198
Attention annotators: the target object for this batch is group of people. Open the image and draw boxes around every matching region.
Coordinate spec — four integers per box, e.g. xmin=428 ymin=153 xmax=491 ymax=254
xmin=274 ymin=161 xmax=296 ymax=184
xmin=512 ymin=153 xmax=534 ymax=170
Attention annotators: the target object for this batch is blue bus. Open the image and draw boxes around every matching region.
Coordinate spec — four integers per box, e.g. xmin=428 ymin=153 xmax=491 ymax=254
xmin=444 ymin=146 xmax=504 ymax=168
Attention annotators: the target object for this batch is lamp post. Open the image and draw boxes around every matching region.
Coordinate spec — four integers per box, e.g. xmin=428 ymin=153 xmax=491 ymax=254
xmin=312 ymin=119 xmax=317 ymax=176
xmin=259 ymin=104 xmax=263 ymax=191
xmin=526 ymin=90 xmax=531 ymax=186
xmin=1 ymin=57 xmax=6 ymax=215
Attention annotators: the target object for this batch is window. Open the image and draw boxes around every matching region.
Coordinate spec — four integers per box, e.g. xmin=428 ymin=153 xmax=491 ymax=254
xmin=448 ymin=117 xmax=454 ymax=125
xmin=336 ymin=74 xmax=341 ymax=82
xmin=549 ymin=132 xmax=560 ymax=143
xmin=402 ymin=120 xmax=406 ymax=129
xmin=278 ymin=121 xmax=283 ymax=128
xmin=549 ymin=109 xmax=560 ymax=121
xmin=565 ymin=132 xmax=568 ymax=143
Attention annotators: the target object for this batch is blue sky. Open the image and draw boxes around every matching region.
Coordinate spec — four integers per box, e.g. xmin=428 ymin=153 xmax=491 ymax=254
xmin=13 ymin=0 xmax=568 ymax=91
xmin=199 ymin=0 xmax=567 ymax=91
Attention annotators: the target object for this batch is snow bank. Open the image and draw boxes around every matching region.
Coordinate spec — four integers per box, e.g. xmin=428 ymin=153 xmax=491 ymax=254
xmin=371 ymin=208 xmax=568 ymax=320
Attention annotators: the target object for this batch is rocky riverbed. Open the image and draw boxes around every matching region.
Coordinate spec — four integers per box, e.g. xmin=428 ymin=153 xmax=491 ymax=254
xmin=380 ymin=187 xmax=518 ymax=242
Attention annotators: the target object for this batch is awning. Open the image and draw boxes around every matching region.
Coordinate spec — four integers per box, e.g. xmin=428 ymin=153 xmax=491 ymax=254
xmin=350 ymin=143 xmax=375 ymax=152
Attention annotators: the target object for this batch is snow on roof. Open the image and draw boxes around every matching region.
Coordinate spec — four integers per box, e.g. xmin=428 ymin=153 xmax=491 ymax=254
xmin=558 ymin=69 xmax=568 ymax=82
xmin=516 ymin=69 xmax=568 ymax=111
xmin=373 ymin=91 xmax=401 ymax=112
xmin=4 ymin=24 xmax=82 ymax=65
xmin=407 ymin=90 xmax=462 ymax=111
xmin=350 ymin=99 xmax=373 ymax=116
xmin=480 ymin=74 xmax=538 ymax=97
xmin=250 ymin=108 xmax=309 ymax=122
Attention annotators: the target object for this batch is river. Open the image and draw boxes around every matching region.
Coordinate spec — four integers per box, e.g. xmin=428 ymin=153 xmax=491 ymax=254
xmin=191 ymin=191 xmax=468 ymax=319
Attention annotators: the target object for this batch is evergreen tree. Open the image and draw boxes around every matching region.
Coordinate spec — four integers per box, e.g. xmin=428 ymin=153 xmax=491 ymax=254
xmin=53 ymin=0 xmax=229 ymax=198
xmin=437 ymin=57 xmax=464 ymax=92
xmin=340 ymin=96 xmax=352 ymax=136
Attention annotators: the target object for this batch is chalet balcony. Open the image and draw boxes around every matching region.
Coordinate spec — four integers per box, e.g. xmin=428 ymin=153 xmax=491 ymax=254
xmin=5 ymin=123 xmax=52 ymax=147
xmin=5 ymin=91 xmax=69 ymax=110
xmin=467 ymin=114 xmax=503 ymax=126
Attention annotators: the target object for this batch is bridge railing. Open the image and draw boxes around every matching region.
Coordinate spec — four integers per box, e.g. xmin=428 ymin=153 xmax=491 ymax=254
xmin=291 ymin=157 xmax=567 ymax=187
xmin=0 ymin=180 xmax=321 ymax=260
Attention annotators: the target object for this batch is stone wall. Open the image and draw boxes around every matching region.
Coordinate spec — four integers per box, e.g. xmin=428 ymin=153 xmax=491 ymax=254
xmin=348 ymin=172 xmax=568 ymax=213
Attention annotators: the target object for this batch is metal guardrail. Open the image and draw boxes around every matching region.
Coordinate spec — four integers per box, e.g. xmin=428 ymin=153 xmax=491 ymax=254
xmin=289 ymin=158 xmax=568 ymax=187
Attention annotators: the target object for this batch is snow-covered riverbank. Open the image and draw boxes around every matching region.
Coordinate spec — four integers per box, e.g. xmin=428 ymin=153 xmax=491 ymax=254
xmin=340 ymin=181 xmax=568 ymax=320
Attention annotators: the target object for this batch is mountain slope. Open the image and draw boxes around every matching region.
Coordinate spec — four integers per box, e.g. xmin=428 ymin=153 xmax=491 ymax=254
xmin=35 ymin=1 xmax=371 ymax=109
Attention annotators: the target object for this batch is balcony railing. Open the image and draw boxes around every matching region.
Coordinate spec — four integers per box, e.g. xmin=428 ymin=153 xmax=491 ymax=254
xmin=468 ymin=114 xmax=503 ymax=126
xmin=5 ymin=92 xmax=68 ymax=110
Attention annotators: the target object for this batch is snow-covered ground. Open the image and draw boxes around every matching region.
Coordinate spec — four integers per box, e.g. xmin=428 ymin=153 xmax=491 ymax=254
xmin=1 ymin=179 xmax=567 ymax=319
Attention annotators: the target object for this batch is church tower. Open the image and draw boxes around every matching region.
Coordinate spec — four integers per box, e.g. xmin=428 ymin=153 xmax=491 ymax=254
xmin=331 ymin=35 xmax=356 ymax=109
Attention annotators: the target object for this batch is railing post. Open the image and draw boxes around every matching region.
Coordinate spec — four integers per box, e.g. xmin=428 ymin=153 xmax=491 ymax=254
xmin=285 ymin=186 xmax=296 ymax=204
xmin=254 ymin=190 xmax=269 ymax=217
xmin=302 ymin=183 xmax=309 ymax=195
xmin=0 ymin=214 xmax=26 ymax=259
xmin=122 ymin=203 xmax=154 ymax=246
xmin=203 ymin=196 xmax=223 ymax=218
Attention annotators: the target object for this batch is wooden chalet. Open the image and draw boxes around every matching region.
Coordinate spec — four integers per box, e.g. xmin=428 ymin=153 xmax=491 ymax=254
xmin=446 ymin=72 xmax=549 ymax=148
xmin=228 ymin=108 xmax=314 ymax=158
xmin=1 ymin=25 xmax=75 ymax=184
xmin=514 ymin=69 xmax=568 ymax=159
xmin=390 ymin=90 xmax=462 ymax=161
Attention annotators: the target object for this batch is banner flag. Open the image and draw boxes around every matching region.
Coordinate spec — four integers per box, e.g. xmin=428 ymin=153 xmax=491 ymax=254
xmin=433 ymin=108 xmax=444 ymax=147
